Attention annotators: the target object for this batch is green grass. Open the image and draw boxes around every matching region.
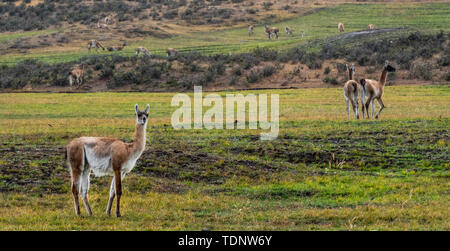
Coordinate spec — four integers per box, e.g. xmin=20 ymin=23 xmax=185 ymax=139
xmin=0 ymin=29 xmax=58 ymax=44
xmin=0 ymin=85 xmax=448 ymax=230
xmin=0 ymin=2 xmax=448 ymax=65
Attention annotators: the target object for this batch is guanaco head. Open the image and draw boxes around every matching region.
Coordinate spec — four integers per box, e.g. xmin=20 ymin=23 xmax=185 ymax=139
xmin=384 ymin=61 xmax=396 ymax=72
xmin=345 ymin=64 xmax=355 ymax=78
xmin=135 ymin=104 xmax=149 ymax=125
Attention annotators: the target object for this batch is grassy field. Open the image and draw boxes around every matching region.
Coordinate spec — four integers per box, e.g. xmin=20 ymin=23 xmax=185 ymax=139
xmin=0 ymin=85 xmax=448 ymax=230
xmin=0 ymin=2 xmax=448 ymax=65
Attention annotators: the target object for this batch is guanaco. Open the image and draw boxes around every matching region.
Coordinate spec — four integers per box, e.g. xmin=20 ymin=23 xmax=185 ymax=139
xmin=88 ymin=39 xmax=105 ymax=52
xmin=135 ymin=46 xmax=151 ymax=56
xmin=338 ymin=22 xmax=345 ymax=33
xmin=265 ymin=25 xmax=279 ymax=39
xmin=68 ymin=64 xmax=84 ymax=88
xmin=360 ymin=61 xmax=396 ymax=119
xmin=66 ymin=104 xmax=149 ymax=217
xmin=108 ymin=43 xmax=127 ymax=52
xmin=166 ymin=48 xmax=178 ymax=57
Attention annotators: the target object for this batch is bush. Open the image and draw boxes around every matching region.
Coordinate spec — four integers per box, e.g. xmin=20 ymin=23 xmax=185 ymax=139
xmin=246 ymin=69 xmax=261 ymax=83
xmin=409 ymin=63 xmax=432 ymax=81
xmin=323 ymin=77 xmax=339 ymax=85
xmin=262 ymin=64 xmax=276 ymax=77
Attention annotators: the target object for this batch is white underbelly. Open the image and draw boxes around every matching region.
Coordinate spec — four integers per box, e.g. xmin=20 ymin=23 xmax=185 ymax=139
xmin=84 ymin=146 xmax=113 ymax=177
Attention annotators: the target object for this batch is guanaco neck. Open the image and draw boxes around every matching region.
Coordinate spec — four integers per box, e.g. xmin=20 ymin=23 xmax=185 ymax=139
xmin=131 ymin=123 xmax=146 ymax=155
xmin=348 ymin=69 xmax=353 ymax=80
xmin=379 ymin=69 xmax=388 ymax=85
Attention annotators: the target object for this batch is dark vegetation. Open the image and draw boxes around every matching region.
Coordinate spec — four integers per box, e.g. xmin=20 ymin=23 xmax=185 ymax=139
xmin=0 ymin=30 xmax=448 ymax=89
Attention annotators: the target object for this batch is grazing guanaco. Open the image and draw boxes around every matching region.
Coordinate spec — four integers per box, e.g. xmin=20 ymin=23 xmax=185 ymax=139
xmin=135 ymin=46 xmax=151 ymax=56
xmin=285 ymin=26 xmax=293 ymax=36
xmin=338 ymin=22 xmax=345 ymax=33
xmin=166 ymin=48 xmax=178 ymax=57
xmin=368 ymin=24 xmax=376 ymax=30
xmin=343 ymin=64 xmax=363 ymax=119
xmin=66 ymin=104 xmax=149 ymax=217
xmin=68 ymin=64 xmax=84 ymax=88
xmin=301 ymin=30 xmax=305 ymax=38
xmin=88 ymin=39 xmax=105 ymax=52
xmin=248 ymin=25 xmax=254 ymax=36
xmin=265 ymin=25 xmax=279 ymax=39
xmin=108 ymin=43 xmax=127 ymax=52
xmin=360 ymin=61 xmax=396 ymax=119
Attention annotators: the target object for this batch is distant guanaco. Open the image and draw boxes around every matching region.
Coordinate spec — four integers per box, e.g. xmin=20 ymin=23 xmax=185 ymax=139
xmin=88 ymin=39 xmax=105 ymax=52
xmin=68 ymin=64 xmax=84 ymax=88
xmin=248 ymin=25 xmax=254 ymax=36
xmin=285 ymin=26 xmax=293 ymax=36
xmin=135 ymin=46 xmax=151 ymax=56
xmin=265 ymin=25 xmax=279 ymax=39
xmin=108 ymin=43 xmax=127 ymax=52
xmin=166 ymin=48 xmax=178 ymax=57
xmin=343 ymin=64 xmax=365 ymax=119
xmin=360 ymin=61 xmax=396 ymax=119
xmin=338 ymin=22 xmax=345 ymax=33
xmin=368 ymin=24 xmax=376 ymax=30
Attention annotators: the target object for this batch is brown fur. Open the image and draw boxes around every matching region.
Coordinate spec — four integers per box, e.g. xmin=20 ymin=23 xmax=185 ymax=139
xmin=338 ymin=22 xmax=344 ymax=33
xmin=368 ymin=24 xmax=376 ymax=30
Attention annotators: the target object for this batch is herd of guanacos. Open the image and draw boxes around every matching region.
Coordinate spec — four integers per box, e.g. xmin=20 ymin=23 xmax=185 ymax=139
xmin=71 ymin=21 xmax=390 ymax=121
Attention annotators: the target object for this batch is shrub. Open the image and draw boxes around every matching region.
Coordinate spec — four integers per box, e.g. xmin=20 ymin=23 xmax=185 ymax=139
xmin=262 ymin=64 xmax=276 ymax=77
xmin=246 ymin=69 xmax=261 ymax=83
xmin=409 ymin=63 xmax=432 ymax=81
xmin=323 ymin=77 xmax=339 ymax=85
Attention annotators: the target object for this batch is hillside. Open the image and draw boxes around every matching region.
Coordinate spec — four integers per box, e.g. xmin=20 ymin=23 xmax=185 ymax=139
xmin=0 ymin=1 xmax=449 ymax=91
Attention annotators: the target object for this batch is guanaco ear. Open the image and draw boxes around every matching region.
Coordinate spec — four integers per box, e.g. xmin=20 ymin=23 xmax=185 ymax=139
xmin=144 ymin=104 xmax=149 ymax=114
xmin=345 ymin=64 xmax=348 ymax=70
xmin=135 ymin=104 xmax=139 ymax=114
xmin=384 ymin=60 xmax=389 ymax=67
